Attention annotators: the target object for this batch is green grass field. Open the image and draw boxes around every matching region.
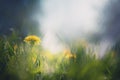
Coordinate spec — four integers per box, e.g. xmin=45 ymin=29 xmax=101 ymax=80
xmin=0 ymin=34 xmax=120 ymax=80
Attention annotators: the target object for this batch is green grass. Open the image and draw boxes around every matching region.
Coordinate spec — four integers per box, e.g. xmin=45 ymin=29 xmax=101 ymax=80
xmin=0 ymin=35 xmax=119 ymax=80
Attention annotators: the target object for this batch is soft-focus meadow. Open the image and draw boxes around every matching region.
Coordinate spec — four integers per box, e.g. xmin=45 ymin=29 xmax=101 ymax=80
xmin=0 ymin=33 xmax=120 ymax=80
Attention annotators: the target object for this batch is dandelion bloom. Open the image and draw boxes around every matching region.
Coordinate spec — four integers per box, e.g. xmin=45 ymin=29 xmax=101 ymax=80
xmin=24 ymin=35 xmax=41 ymax=45
xmin=64 ymin=49 xmax=76 ymax=59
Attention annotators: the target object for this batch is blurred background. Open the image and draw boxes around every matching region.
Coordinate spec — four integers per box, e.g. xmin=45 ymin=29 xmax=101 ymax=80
xmin=0 ymin=0 xmax=120 ymax=42
xmin=0 ymin=0 xmax=41 ymax=36
xmin=1 ymin=0 xmax=120 ymax=57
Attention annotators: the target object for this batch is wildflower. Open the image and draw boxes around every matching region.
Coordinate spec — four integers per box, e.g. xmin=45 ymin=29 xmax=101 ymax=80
xmin=64 ymin=49 xmax=76 ymax=59
xmin=24 ymin=35 xmax=41 ymax=45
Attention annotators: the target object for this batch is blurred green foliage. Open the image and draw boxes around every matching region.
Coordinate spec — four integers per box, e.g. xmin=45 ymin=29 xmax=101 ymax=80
xmin=0 ymin=34 xmax=120 ymax=80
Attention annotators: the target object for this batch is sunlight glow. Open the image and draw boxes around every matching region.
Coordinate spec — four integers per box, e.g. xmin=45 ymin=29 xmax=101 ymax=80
xmin=42 ymin=31 xmax=64 ymax=54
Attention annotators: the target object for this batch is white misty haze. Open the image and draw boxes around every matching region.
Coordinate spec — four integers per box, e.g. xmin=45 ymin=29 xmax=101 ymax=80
xmin=39 ymin=0 xmax=108 ymax=37
xmin=34 ymin=0 xmax=109 ymax=55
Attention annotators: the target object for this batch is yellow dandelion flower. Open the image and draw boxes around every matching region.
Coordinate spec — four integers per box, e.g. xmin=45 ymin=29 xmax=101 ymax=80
xmin=64 ymin=49 xmax=76 ymax=59
xmin=24 ymin=35 xmax=41 ymax=45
